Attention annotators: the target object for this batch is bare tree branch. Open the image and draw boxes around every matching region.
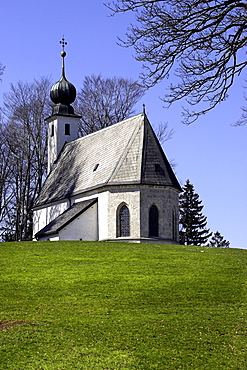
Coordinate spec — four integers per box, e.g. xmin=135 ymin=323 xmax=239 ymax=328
xmin=0 ymin=77 xmax=51 ymax=240
xmin=75 ymin=74 xmax=145 ymax=135
xmin=155 ymin=121 xmax=174 ymax=145
xmin=105 ymin=0 xmax=247 ymax=123
xmin=0 ymin=62 xmax=5 ymax=82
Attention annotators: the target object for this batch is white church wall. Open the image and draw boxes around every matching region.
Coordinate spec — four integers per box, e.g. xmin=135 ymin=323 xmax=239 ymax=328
xmin=33 ymin=200 xmax=69 ymax=238
xmin=71 ymin=186 xmax=178 ymax=241
xmin=70 ymin=188 xmax=141 ymax=240
xmin=73 ymin=190 xmax=113 ymax=241
xmin=107 ymin=188 xmax=141 ymax=239
xmin=98 ymin=191 xmax=110 ymax=241
xmin=35 ymin=235 xmax=59 ymax=241
xmin=59 ymin=202 xmax=98 ymax=241
xmin=33 ymin=185 xmax=179 ymax=243
xmin=47 ymin=115 xmax=79 ymax=174
xmin=47 ymin=117 xmax=58 ymax=174
xmin=73 ymin=192 xmax=107 ymax=240
xmin=140 ymin=186 xmax=179 ymax=241
xmin=46 ymin=235 xmax=59 ymax=241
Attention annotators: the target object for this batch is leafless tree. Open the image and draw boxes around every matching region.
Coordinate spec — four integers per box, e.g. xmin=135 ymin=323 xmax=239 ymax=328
xmin=0 ymin=62 xmax=5 ymax=82
xmin=75 ymin=74 xmax=145 ymax=135
xmin=106 ymin=0 xmax=247 ymax=123
xmin=76 ymin=74 xmax=173 ymax=142
xmin=0 ymin=77 xmax=51 ymax=240
xmin=156 ymin=122 xmax=174 ymax=145
xmin=0 ymin=124 xmax=14 ymax=238
xmin=237 ymin=80 xmax=247 ymax=125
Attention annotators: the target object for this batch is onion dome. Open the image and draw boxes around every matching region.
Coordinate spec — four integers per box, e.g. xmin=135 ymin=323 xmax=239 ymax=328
xmin=50 ymin=47 xmax=77 ymax=116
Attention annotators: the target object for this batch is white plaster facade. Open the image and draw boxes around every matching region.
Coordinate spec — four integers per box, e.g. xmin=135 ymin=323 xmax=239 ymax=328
xmin=56 ymin=202 xmax=98 ymax=241
xmin=33 ymin=200 xmax=69 ymax=237
xmin=46 ymin=114 xmax=80 ymax=174
xmin=34 ymin=184 xmax=179 ymax=243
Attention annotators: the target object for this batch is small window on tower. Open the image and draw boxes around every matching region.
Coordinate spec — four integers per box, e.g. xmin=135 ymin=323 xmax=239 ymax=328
xmin=51 ymin=124 xmax=54 ymax=137
xmin=65 ymin=124 xmax=70 ymax=135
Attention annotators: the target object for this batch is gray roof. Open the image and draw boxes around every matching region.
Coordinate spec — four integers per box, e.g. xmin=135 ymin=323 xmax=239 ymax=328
xmin=34 ymin=113 xmax=181 ymax=208
xmin=35 ymin=198 xmax=97 ymax=238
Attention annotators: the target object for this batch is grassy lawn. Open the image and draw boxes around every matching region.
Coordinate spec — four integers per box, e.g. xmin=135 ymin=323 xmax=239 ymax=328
xmin=0 ymin=241 xmax=246 ymax=369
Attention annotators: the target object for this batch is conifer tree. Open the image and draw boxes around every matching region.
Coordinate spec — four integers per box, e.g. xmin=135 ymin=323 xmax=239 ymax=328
xmin=179 ymin=180 xmax=211 ymax=246
xmin=208 ymin=231 xmax=230 ymax=248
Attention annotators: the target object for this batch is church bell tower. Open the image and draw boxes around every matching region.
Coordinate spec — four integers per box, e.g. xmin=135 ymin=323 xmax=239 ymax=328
xmin=46 ymin=38 xmax=81 ymax=174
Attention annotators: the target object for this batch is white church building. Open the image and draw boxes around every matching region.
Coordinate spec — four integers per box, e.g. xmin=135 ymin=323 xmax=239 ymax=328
xmin=33 ymin=47 xmax=181 ymax=243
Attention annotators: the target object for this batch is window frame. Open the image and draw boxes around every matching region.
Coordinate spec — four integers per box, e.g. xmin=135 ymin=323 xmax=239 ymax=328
xmin=65 ymin=123 xmax=70 ymax=136
xmin=116 ymin=203 xmax=130 ymax=238
xmin=149 ymin=204 xmax=159 ymax=237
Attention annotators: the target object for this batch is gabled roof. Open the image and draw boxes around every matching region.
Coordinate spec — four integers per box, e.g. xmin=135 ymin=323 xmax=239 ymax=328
xmin=34 ymin=113 xmax=181 ymax=208
xmin=35 ymin=198 xmax=97 ymax=238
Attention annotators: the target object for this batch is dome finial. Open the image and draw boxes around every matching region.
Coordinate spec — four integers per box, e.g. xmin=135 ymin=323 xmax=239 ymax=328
xmin=50 ymin=37 xmax=77 ymax=116
xmin=60 ymin=36 xmax=67 ymax=78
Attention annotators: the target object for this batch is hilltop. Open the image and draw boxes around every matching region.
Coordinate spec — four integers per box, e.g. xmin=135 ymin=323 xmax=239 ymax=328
xmin=0 ymin=241 xmax=246 ymax=369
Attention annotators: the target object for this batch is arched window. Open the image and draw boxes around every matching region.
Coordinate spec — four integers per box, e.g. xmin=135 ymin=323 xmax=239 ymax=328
xmin=117 ymin=204 xmax=130 ymax=237
xmin=149 ymin=205 xmax=159 ymax=237
xmin=172 ymin=208 xmax=177 ymax=241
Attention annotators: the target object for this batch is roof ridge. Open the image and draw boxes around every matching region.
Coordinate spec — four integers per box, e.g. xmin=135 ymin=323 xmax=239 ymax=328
xmin=70 ymin=112 xmax=144 ymax=144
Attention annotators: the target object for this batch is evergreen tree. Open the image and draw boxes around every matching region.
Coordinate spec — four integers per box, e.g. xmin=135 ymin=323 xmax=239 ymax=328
xmin=179 ymin=180 xmax=211 ymax=246
xmin=208 ymin=231 xmax=230 ymax=248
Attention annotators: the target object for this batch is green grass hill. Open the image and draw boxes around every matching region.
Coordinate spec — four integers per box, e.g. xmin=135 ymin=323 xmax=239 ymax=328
xmin=0 ymin=241 xmax=246 ymax=369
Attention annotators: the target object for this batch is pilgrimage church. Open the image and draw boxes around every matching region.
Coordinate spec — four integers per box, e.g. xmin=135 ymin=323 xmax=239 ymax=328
xmin=33 ymin=43 xmax=181 ymax=243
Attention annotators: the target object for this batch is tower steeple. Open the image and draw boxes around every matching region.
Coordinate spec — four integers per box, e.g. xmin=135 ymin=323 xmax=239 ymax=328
xmin=50 ymin=37 xmax=77 ymax=116
xmin=46 ymin=38 xmax=81 ymax=174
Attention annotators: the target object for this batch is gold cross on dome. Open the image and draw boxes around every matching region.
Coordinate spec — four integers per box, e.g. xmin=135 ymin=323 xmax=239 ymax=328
xmin=60 ymin=36 xmax=67 ymax=51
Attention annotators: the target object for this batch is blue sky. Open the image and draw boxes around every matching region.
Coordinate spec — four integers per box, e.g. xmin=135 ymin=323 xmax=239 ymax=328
xmin=1 ymin=0 xmax=246 ymax=249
